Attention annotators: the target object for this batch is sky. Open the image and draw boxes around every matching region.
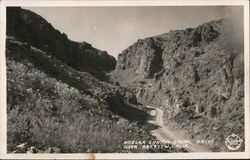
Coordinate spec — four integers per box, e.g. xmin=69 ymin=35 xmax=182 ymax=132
xmin=24 ymin=6 xmax=242 ymax=58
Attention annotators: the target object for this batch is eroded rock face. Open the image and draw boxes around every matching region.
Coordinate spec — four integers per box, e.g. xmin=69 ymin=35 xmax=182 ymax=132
xmin=7 ymin=7 xmax=116 ymax=80
xmin=112 ymin=19 xmax=244 ymax=150
xmin=116 ymin=38 xmax=163 ymax=79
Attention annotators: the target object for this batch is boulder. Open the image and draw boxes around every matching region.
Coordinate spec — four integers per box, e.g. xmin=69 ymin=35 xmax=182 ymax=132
xmin=13 ymin=142 xmax=28 ymax=153
xmin=45 ymin=147 xmax=61 ymax=153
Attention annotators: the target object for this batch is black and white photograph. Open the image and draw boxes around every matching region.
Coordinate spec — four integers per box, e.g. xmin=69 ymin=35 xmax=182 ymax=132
xmin=0 ymin=0 xmax=249 ymax=159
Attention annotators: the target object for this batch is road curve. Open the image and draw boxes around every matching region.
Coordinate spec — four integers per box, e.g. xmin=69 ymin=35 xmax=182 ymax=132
xmin=146 ymin=105 xmax=211 ymax=152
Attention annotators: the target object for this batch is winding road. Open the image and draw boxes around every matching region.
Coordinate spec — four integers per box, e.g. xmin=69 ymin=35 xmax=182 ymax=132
xmin=146 ymin=105 xmax=211 ymax=152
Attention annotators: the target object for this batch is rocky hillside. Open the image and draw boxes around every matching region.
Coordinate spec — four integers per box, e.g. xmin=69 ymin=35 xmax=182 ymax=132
xmin=112 ymin=19 xmax=244 ymax=151
xmin=7 ymin=7 xmax=116 ymax=80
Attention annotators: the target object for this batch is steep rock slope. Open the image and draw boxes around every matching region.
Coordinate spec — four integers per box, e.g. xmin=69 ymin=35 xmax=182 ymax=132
xmin=7 ymin=7 xmax=116 ymax=80
xmin=112 ymin=19 xmax=244 ymax=151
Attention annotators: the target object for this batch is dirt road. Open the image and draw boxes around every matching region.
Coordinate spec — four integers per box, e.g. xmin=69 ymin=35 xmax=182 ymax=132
xmin=146 ymin=105 xmax=211 ymax=152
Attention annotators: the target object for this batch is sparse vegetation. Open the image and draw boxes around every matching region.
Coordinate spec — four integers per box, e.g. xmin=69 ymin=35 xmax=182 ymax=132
xmin=7 ymin=57 xmax=153 ymax=153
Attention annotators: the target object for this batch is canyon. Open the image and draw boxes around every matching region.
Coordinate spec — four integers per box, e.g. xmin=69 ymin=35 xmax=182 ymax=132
xmin=6 ymin=7 xmax=244 ymax=153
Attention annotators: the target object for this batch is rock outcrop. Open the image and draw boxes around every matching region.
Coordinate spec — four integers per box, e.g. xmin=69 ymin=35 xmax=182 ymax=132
xmin=7 ymin=7 xmax=116 ymax=80
xmin=112 ymin=19 xmax=244 ymax=151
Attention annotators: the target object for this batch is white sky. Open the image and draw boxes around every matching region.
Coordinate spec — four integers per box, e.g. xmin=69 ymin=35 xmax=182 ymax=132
xmin=24 ymin=6 xmax=242 ymax=58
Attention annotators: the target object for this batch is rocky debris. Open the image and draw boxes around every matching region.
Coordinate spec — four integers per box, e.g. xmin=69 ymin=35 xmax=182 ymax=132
xmin=7 ymin=7 xmax=116 ymax=80
xmin=12 ymin=142 xmax=28 ymax=153
xmin=112 ymin=18 xmax=244 ymax=151
xmin=11 ymin=143 xmax=61 ymax=153
xmin=44 ymin=147 xmax=61 ymax=153
xmin=86 ymin=149 xmax=93 ymax=153
xmin=27 ymin=146 xmax=38 ymax=153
